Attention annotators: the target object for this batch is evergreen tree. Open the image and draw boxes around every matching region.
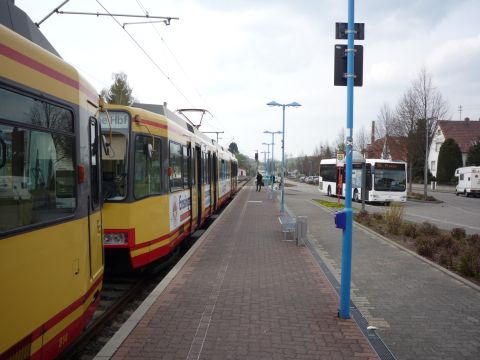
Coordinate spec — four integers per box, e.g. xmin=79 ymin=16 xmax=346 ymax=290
xmin=466 ymin=140 xmax=480 ymax=166
xmin=101 ymin=72 xmax=134 ymax=105
xmin=436 ymin=138 xmax=463 ymax=183
xmin=228 ymin=142 xmax=239 ymax=155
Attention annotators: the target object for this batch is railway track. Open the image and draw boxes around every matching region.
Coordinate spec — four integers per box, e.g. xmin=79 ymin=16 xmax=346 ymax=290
xmin=58 ymin=180 xmax=250 ymax=359
xmin=57 ymin=274 xmax=147 ymax=360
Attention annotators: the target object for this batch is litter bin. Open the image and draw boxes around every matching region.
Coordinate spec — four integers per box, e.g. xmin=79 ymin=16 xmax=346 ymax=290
xmin=295 ymin=216 xmax=308 ymax=246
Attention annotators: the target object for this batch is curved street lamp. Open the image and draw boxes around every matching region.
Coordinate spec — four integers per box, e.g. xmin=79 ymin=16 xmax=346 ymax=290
xmin=267 ymin=101 xmax=301 ymax=213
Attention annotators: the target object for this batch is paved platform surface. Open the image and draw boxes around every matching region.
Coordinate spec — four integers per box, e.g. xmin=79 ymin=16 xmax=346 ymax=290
xmin=95 ymin=184 xmax=378 ymax=360
xmin=282 ymin=181 xmax=480 ymax=360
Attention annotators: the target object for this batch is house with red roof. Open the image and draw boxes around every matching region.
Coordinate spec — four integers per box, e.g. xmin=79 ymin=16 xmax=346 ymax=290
xmin=366 ymin=136 xmax=408 ymax=161
xmin=428 ymin=118 xmax=480 ymax=177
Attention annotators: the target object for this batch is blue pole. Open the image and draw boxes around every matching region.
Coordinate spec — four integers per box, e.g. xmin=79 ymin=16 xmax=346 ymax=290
xmin=281 ymin=105 xmax=286 ymax=213
xmin=339 ymin=0 xmax=355 ymax=319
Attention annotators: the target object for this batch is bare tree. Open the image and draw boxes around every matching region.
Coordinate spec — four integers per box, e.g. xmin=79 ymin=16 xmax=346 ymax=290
xmin=413 ymin=67 xmax=449 ymax=145
xmin=354 ymin=125 xmax=369 ymax=156
xmin=412 ymin=67 xmax=449 ymax=197
xmin=394 ymin=87 xmax=421 ymax=192
xmin=375 ymin=103 xmax=395 ymax=139
xmin=335 ymin=128 xmax=346 ymax=152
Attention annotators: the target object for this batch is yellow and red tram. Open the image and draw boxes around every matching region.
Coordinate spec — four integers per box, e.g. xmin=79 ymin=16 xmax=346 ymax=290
xmin=100 ymin=103 xmax=237 ymax=270
xmin=0 ymin=21 xmax=103 ymax=360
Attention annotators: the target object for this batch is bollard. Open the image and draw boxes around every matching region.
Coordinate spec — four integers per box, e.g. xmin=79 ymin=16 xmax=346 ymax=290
xmin=267 ymin=188 xmax=274 ymax=199
xmin=295 ymin=216 xmax=308 ymax=246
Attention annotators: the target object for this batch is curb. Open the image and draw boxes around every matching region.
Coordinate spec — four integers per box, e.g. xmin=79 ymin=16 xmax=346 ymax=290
xmin=407 ymin=198 xmax=443 ymax=204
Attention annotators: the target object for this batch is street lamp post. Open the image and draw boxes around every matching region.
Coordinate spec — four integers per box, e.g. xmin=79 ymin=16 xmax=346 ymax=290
xmin=262 ymin=142 xmax=271 ymax=183
xmin=267 ymin=101 xmax=301 ymax=213
xmin=264 ymin=130 xmax=282 ymax=191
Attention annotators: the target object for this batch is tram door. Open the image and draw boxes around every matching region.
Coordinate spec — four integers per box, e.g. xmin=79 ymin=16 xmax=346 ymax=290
xmin=88 ymin=117 xmax=103 ymax=279
xmin=212 ymin=153 xmax=218 ymax=210
xmin=195 ymin=146 xmax=202 ymax=227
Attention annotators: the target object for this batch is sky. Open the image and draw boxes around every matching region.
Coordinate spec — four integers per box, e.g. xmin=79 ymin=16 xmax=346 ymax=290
xmin=14 ymin=0 xmax=480 ymax=161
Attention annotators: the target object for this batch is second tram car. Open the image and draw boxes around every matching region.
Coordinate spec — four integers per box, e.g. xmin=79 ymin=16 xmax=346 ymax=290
xmin=100 ymin=103 xmax=237 ymax=270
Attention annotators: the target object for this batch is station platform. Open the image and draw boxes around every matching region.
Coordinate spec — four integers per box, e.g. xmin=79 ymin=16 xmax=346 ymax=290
xmin=95 ymin=183 xmax=379 ymax=360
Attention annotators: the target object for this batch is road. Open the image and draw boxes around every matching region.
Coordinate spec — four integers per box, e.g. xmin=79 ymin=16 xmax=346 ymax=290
xmin=288 ymin=181 xmax=480 ymax=234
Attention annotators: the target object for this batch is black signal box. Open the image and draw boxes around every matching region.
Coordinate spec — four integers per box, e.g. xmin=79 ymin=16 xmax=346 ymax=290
xmin=335 ymin=22 xmax=365 ymax=40
xmin=333 ymin=44 xmax=363 ymax=87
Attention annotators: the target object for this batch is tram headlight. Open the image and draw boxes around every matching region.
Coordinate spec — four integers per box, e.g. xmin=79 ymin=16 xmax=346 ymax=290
xmin=103 ymin=232 xmax=128 ymax=246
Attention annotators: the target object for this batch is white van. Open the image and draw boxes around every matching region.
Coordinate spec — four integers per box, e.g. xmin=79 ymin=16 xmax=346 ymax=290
xmin=454 ymin=166 xmax=480 ymax=197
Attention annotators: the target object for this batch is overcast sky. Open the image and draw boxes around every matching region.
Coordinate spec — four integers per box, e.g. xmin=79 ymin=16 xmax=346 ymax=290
xmin=16 ymin=0 xmax=480 ymax=160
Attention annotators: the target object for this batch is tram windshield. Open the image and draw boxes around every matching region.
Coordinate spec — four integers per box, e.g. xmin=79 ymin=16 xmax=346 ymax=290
xmin=100 ymin=112 xmax=129 ymax=201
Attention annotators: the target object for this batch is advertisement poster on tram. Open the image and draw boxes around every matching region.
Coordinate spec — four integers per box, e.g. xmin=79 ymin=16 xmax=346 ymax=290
xmin=169 ymin=192 xmax=191 ymax=231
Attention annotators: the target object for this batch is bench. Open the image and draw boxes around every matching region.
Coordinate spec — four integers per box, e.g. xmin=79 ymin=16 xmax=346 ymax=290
xmin=278 ymin=215 xmax=296 ymax=240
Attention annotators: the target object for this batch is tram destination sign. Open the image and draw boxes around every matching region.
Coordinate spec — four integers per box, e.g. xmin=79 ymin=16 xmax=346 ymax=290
xmin=99 ymin=111 xmax=130 ymax=129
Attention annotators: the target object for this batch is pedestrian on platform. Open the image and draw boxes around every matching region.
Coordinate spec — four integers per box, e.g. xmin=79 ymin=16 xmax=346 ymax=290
xmin=256 ymin=172 xmax=263 ymax=191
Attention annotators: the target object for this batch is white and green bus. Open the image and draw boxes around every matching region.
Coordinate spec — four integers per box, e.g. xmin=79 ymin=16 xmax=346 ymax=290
xmin=319 ymin=158 xmax=407 ymax=204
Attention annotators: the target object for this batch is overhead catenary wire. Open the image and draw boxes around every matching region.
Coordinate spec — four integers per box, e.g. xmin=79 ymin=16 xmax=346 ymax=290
xmin=134 ymin=0 xmax=225 ymax=131
xmin=134 ymin=0 xmax=203 ymax=100
xmin=95 ymin=0 xmax=194 ymax=107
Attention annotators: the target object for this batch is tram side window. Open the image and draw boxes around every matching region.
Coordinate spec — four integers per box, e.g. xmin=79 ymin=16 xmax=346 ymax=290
xmin=0 ymin=124 xmax=75 ymax=232
xmin=134 ymin=135 xmax=161 ymax=198
xmin=169 ymin=141 xmax=183 ymax=191
xmin=205 ymin=153 xmax=210 ymax=184
xmin=182 ymin=146 xmax=189 ymax=189
xmin=221 ymin=160 xmax=226 ymax=180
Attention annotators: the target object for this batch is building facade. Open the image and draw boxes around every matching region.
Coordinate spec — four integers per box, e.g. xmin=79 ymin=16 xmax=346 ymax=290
xmin=428 ymin=118 xmax=480 ymax=177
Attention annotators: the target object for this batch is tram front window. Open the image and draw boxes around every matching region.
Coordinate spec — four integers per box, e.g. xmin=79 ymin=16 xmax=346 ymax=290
xmin=102 ymin=133 xmax=127 ymax=200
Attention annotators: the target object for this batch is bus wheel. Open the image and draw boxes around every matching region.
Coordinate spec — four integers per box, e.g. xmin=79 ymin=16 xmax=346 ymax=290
xmin=327 ymin=186 xmax=331 ymax=197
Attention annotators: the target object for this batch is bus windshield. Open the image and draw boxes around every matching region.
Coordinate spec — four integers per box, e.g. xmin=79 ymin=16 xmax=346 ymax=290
xmin=373 ymin=163 xmax=406 ymax=192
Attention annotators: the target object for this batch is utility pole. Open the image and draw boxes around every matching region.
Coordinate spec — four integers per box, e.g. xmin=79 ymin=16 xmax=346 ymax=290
xmin=458 ymin=105 xmax=463 ymax=121
xmin=202 ymin=131 xmax=224 ymax=143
